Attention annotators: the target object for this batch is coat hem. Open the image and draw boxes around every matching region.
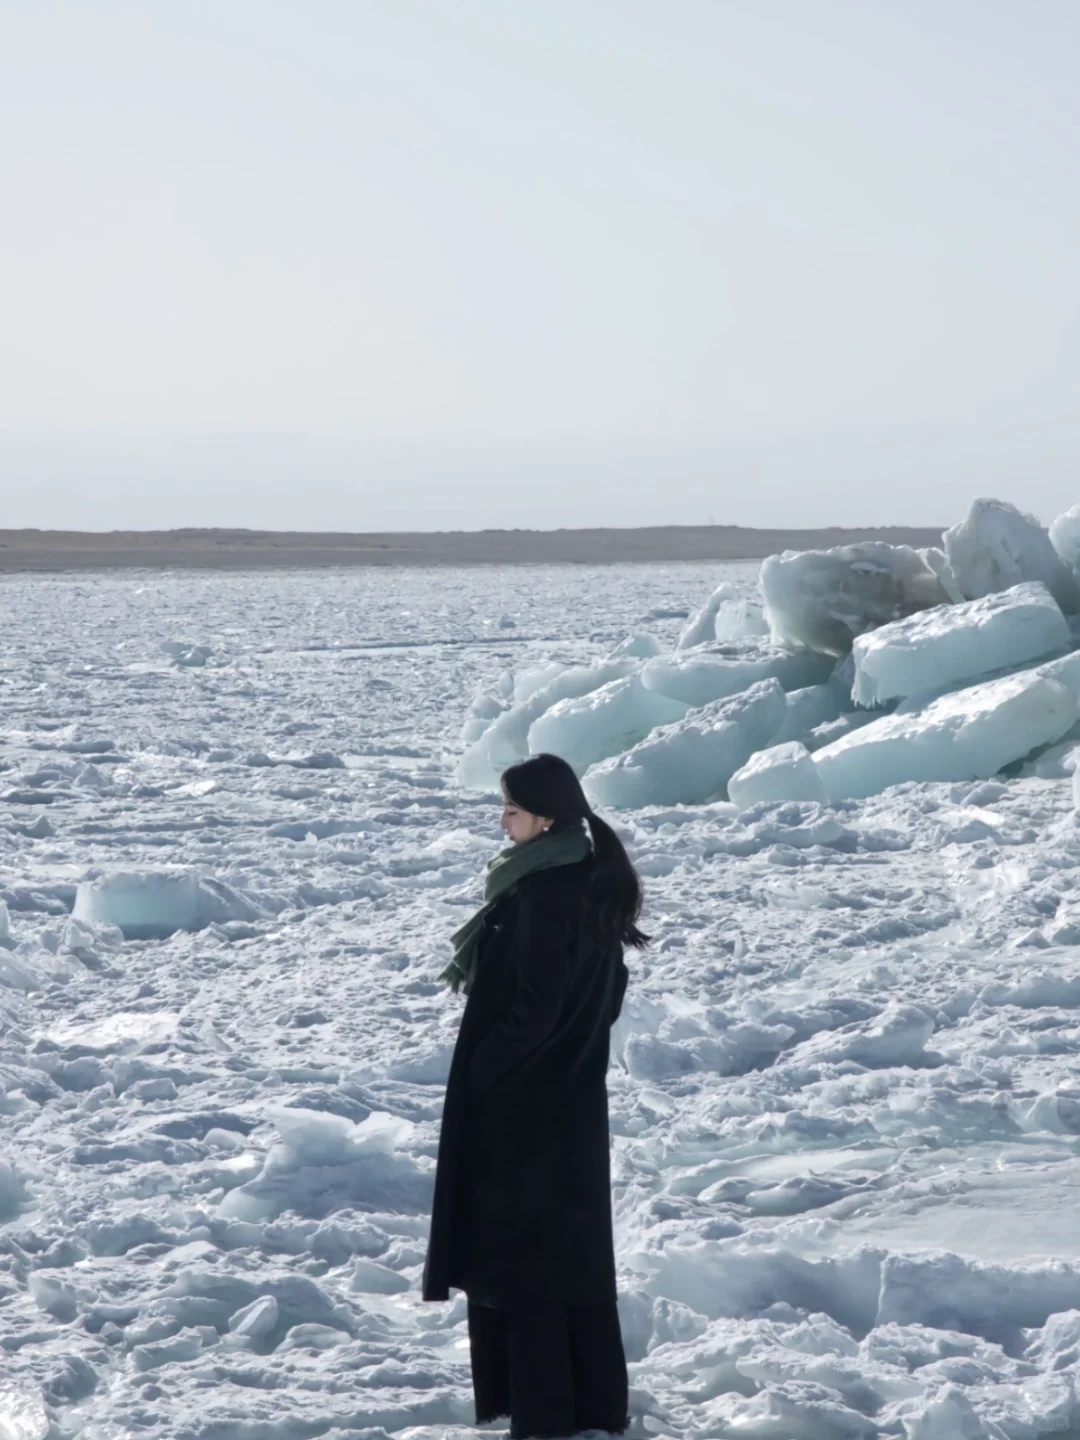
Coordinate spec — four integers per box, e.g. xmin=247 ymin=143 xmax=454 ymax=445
xmin=508 ymin=1422 xmax=628 ymax=1440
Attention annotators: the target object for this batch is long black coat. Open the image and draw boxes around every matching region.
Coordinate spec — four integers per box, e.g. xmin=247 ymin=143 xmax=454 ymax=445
xmin=423 ymin=858 xmax=629 ymax=1308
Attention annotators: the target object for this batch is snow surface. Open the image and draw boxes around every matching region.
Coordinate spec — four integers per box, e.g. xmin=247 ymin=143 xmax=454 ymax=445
xmin=7 ymin=561 xmax=1080 ymax=1439
xmin=851 ymin=582 xmax=1070 ymax=707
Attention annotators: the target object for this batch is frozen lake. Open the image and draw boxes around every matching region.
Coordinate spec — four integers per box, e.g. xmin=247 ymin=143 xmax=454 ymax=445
xmin=4 ymin=563 xmax=1080 ymax=1439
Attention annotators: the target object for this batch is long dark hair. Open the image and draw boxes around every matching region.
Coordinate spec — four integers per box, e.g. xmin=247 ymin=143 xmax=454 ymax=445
xmin=501 ymin=752 xmax=649 ymax=949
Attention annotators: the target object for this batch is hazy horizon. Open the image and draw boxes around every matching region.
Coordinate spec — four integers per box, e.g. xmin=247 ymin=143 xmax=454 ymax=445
xmin=2 ymin=2 xmax=1078 ymax=531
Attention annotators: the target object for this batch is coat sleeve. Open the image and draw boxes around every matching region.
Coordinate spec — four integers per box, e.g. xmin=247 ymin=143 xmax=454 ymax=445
xmin=468 ymin=883 xmax=573 ymax=1091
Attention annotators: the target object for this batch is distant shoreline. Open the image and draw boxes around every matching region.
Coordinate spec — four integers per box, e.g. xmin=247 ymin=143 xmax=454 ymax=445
xmin=0 ymin=524 xmax=944 ymax=573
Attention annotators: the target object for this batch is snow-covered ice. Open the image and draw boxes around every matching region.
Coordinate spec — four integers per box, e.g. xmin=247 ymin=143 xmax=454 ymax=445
xmin=7 ymin=552 xmax=1080 ymax=1439
xmin=851 ymin=582 xmax=1070 ymax=707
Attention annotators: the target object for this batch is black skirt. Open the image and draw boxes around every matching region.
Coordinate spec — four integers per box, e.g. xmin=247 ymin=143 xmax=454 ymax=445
xmin=467 ymin=1299 xmax=629 ymax=1439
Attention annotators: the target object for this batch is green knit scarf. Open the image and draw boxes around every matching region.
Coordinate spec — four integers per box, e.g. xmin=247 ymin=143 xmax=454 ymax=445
xmin=440 ymin=823 xmax=591 ymax=994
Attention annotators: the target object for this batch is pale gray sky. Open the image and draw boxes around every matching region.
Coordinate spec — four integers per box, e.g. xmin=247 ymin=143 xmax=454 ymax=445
xmin=2 ymin=1 xmax=1078 ymax=531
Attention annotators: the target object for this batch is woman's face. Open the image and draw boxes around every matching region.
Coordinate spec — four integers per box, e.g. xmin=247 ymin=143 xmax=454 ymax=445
xmin=500 ymin=790 xmax=553 ymax=845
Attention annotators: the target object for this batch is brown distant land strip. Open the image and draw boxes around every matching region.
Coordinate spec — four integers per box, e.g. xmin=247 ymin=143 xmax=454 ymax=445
xmin=0 ymin=526 xmax=945 ymax=573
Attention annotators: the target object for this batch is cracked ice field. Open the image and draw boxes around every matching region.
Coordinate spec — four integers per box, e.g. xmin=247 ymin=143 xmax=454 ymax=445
xmin=3 ymin=564 xmax=1080 ymax=1440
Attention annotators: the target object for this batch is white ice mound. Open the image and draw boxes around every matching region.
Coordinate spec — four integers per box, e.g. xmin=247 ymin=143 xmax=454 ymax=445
xmin=527 ymin=675 xmax=687 ymax=775
xmin=728 ymin=741 xmax=827 ymax=810
xmin=851 ymin=582 xmax=1070 ymax=707
xmin=761 ymin=541 xmax=948 ymax=656
xmin=457 ymin=659 xmax=637 ymax=789
xmin=218 ymin=1109 xmax=431 ymax=1223
xmin=815 ymin=670 xmax=1078 ymax=801
xmin=73 ymin=870 xmax=264 ymax=939
xmin=583 ymin=679 xmax=787 ymax=808
xmin=641 ymin=643 xmax=832 ymax=708
xmin=944 ymin=498 xmax=1080 ymax=613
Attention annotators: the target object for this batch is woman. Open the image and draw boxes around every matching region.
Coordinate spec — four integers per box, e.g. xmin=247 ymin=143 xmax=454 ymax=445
xmin=423 ymin=752 xmax=648 ymax=1440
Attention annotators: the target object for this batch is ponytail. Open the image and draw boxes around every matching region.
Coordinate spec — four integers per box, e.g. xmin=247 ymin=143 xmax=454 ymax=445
xmin=501 ymin=752 xmax=650 ymax=950
xmin=584 ymin=809 xmax=650 ymax=950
